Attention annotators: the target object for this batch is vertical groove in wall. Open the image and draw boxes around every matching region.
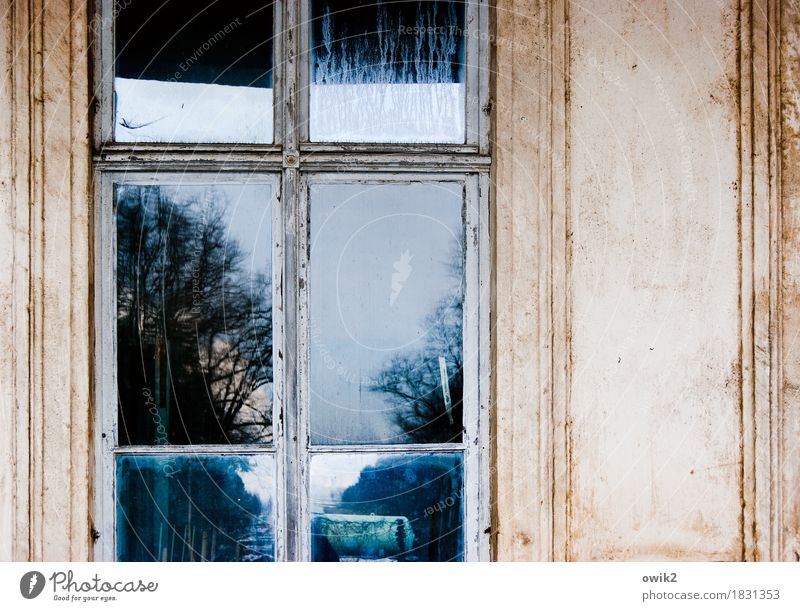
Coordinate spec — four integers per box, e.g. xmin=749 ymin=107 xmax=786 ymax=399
xmin=29 ymin=0 xmax=45 ymax=562
xmin=750 ymin=0 xmax=783 ymax=562
xmin=737 ymin=0 xmax=752 ymax=563
xmin=747 ymin=0 xmax=758 ymax=560
xmin=548 ymin=0 xmax=569 ymax=563
xmin=738 ymin=0 xmax=784 ymax=562
xmin=739 ymin=0 xmax=783 ymax=562
xmin=32 ymin=0 xmax=44 ymax=561
xmin=3 ymin=0 xmax=12 ymax=562
xmin=536 ymin=0 xmax=554 ymax=563
xmin=769 ymin=0 xmax=783 ymax=561
xmin=67 ymin=0 xmax=76 ymax=559
xmin=737 ymin=0 xmax=745 ymax=563
xmin=769 ymin=0 xmax=782 ymax=561
xmin=776 ymin=0 xmax=800 ymax=562
xmin=0 ymin=0 xmax=10 ymax=563
xmin=14 ymin=0 xmax=32 ymax=562
xmin=562 ymin=0 xmax=571 ymax=563
xmin=0 ymin=0 xmax=24 ymax=563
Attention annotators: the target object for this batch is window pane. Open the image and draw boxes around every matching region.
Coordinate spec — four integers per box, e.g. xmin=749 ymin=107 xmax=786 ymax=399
xmin=310 ymin=452 xmax=463 ymax=561
xmin=309 ymin=183 xmax=464 ymax=445
xmin=114 ymin=1 xmax=274 ymax=143
xmin=117 ymin=454 xmax=275 ymax=561
xmin=309 ymin=0 xmax=466 ymax=143
xmin=116 ymin=184 xmax=273 ymax=445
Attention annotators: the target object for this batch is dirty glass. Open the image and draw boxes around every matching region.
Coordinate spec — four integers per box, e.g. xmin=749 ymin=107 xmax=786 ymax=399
xmin=116 ymin=454 xmax=275 ymax=561
xmin=309 ymin=183 xmax=464 ymax=445
xmin=116 ymin=183 xmax=273 ymax=445
xmin=310 ymin=452 xmax=463 ymax=561
xmin=114 ymin=0 xmax=274 ymax=143
xmin=309 ymin=0 xmax=466 ymax=143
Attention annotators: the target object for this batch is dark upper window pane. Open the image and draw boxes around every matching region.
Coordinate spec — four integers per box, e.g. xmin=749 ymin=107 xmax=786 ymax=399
xmin=309 ymin=0 xmax=466 ymax=143
xmin=114 ymin=1 xmax=274 ymax=143
xmin=311 ymin=452 xmax=464 ymax=561
xmin=116 ymin=184 xmax=273 ymax=445
xmin=309 ymin=183 xmax=464 ymax=445
xmin=117 ymin=454 xmax=275 ymax=561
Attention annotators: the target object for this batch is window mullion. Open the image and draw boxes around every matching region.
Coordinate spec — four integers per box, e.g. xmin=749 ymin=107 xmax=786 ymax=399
xmin=283 ymin=0 xmax=301 ymax=158
xmin=295 ymin=170 xmax=312 ymax=560
xmin=281 ymin=165 xmax=303 ymax=561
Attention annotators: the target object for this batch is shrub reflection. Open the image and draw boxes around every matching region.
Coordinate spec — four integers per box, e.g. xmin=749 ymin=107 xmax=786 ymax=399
xmin=117 ymin=454 xmax=275 ymax=562
xmin=311 ymin=453 xmax=464 ymax=562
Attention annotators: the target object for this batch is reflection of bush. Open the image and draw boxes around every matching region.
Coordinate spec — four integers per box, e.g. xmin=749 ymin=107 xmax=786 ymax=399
xmin=117 ymin=456 xmax=274 ymax=562
xmin=371 ymin=292 xmax=463 ymax=443
xmin=116 ymin=185 xmax=272 ymax=445
xmin=312 ymin=454 xmax=463 ymax=562
xmin=311 ymin=514 xmax=414 ymax=561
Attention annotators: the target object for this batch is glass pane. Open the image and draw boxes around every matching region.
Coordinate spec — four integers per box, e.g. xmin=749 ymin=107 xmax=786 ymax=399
xmin=311 ymin=452 xmax=464 ymax=561
xmin=114 ymin=1 xmax=274 ymax=143
xmin=117 ymin=454 xmax=275 ymax=561
xmin=309 ymin=183 xmax=464 ymax=445
xmin=116 ymin=183 xmax=273 ymax=445
xmin=309 ymin=0 xmax=466 ymax=143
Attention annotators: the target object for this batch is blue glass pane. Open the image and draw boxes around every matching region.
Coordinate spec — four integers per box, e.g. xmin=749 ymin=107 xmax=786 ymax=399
xmin=311 ymin=452 xmax=464 ymax=561
xmin=309 ymin=183 xmax=464 ymax=445
xmin=117 ymin=454 xmax=275 ymax=562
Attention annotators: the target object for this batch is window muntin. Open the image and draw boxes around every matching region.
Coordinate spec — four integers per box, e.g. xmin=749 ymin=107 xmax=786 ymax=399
xmin=114 ymin=0 xmax=275 ymax=143
xmin=308 ymin=182 xmax=464 ymax=444
xmin=308 ymin=0 xmax=466 ymax=143
xmin=115 ymin=183 xmax=274 ymax=445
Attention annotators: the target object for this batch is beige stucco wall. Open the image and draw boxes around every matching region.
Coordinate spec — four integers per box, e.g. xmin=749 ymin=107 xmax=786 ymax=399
xmin=0 ymin=0 xmax=797 ymax=561
xmin=492 ymin=0 xmax=797 ymax=561
xmin=0 ymin=0 xmax=92 ymax=561
xmin=566 ymin=0 xmax=743 ymax=561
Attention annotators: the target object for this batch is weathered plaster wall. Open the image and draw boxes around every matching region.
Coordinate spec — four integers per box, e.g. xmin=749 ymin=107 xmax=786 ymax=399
xmin=566 ymin=0 xmax=742 ymax=561
xmin=492 ymin=0 xmax=792 ymax=560
xmin=0 ymin=0 xmax=92 ymax=560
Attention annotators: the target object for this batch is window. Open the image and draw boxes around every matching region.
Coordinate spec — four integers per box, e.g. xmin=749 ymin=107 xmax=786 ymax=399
xmin=94 ymin=0 xmax=490 ymax=562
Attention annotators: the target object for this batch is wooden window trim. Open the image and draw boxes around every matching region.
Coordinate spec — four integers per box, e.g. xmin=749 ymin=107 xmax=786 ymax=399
xmin=93 ymin=0 xmax=492 ymax=562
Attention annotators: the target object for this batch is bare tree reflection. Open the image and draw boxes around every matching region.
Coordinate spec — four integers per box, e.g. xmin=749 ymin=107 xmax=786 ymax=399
xmin=116 ymin=185 xmax=273 ymax=445
xmin=370 ymin=286 xmax=463 ymax=444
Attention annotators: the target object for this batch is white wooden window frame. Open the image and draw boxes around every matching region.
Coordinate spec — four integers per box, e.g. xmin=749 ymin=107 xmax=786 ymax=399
xmin=94 ymin=171 xmax=285 ymax=562
xmin=93 ymin=0 xmax=492 ymax=562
